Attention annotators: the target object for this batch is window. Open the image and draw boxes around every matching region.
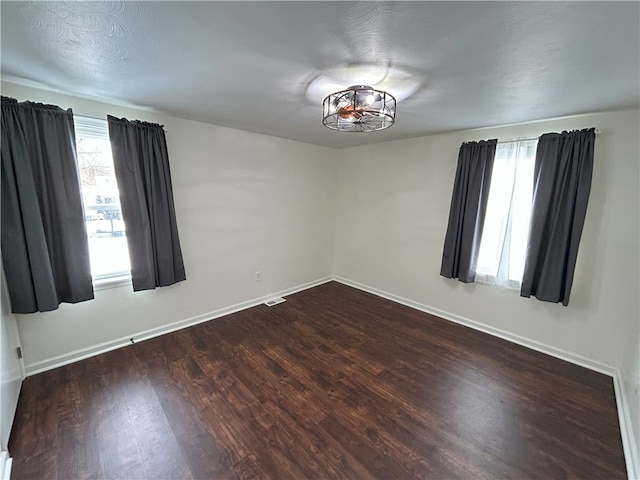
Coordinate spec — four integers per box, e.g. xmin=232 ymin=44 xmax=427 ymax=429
xmin=74 ymin=116 xmax=131 ymax=285
xmin=475 ymin=140 xmax=537 ymax=289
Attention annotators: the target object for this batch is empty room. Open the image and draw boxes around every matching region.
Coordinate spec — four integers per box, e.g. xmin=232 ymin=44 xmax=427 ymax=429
xmin=0 ymin=1 xmax=638 ymax=479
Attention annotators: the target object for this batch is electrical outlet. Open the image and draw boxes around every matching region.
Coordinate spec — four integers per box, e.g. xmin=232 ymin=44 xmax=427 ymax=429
xmin=255 ymin=270 xmax=262 ymax=282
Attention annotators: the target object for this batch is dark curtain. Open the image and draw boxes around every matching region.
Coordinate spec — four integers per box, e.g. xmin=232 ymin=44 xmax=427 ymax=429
xmin=107 ymin=115 xmax=186 ymax=291
xmin=440 ymin=139 xmax=497 ymax=282
xmin=1 ymin=96 xmax=94 ymax=313
xmin=521 ymin=128 xmax=595 ymax=306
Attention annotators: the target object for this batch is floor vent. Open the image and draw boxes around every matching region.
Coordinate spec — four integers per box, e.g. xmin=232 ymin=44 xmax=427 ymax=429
xmin=264 ymin=297 xmax=286 ymax=307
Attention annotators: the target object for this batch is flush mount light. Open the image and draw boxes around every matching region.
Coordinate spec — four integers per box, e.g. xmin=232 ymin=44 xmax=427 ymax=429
xmin=322 ymin=85 xmax=396 ymax=132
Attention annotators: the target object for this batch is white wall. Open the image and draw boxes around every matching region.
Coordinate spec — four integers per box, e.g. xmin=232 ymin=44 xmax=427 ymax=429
xmin=334 ymin=109 xmax=639 ymax=371
xmin=1 ymin=81 xmax=338 ymax=370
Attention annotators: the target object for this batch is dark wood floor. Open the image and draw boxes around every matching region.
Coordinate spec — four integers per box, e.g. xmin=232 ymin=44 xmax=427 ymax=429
xmin=10 ymin=281 xmax=626 ymax=479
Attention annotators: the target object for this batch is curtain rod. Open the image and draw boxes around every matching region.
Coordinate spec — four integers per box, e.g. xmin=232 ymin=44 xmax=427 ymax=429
xmin=498 ymin=128 xmax=602 ymax=143
xmin=498 ymin=129 xmax=601 ymax=145
xmin=74 ymin=113 xmax=168 ymax=132
xmin=458 ymin=129 xmax=602 ymax=149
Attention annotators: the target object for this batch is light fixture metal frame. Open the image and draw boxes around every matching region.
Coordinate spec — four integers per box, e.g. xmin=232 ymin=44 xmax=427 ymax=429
xmin=322 ymin=85 xmax=396 ymax=133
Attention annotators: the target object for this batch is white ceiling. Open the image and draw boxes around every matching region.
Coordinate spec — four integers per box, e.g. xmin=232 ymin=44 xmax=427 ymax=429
xmin=1 ymin=1 xmax=638 ymax=148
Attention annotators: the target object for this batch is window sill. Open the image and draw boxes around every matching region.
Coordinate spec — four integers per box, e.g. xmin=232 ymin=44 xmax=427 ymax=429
xmin=475 ymin=275 xmax=521 ymax=291
xmin=93 ymin=274 xmax=131 ymax=291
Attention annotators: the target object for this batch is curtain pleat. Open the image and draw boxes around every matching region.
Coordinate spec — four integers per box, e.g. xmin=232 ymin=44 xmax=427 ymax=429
xmin=520 ymin=128 xmax=595 ymax=306
xmin=440 ymin=139 xmax=497 ymax=283
xmin=107 ymin=115 xmax=186 ymax=291
xmin=1 ymin=96 xmax=94 ymax=313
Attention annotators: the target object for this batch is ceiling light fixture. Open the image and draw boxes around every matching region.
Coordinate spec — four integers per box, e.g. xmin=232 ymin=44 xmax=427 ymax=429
xmin=322 ymin=85 xmax=396 ymax=132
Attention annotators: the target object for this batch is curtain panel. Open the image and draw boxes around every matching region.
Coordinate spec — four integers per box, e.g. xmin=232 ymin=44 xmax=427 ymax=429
xmin=440 ymin=139 xmax=497 ymax=283
xmin=107 ymin=116 xmax=186 ymax=291
xmin=521 ymin=128 xmax=595 ymax=306
xmin=1 ymin=96 xmax=94 ymax=313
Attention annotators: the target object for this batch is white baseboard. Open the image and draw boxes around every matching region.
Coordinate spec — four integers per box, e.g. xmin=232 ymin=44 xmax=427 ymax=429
xmin=333 ymin=275 xmax=638 ymax=479
xmin=613 ymin=372 xmax=640 ymax=480
xmin=0 ymin=451 xmax=12 ymax=480
xmin=25 ymin=274 xmax=614 ymax=377
xmin=24 ymin=276 xmax=333 ymax=376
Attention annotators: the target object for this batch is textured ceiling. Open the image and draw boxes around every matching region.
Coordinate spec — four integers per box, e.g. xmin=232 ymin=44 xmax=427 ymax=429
xmin=1 ymin=1 xmax=639 ymax=148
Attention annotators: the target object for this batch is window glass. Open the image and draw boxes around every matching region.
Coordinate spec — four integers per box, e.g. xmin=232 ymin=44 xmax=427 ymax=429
xmin=74 ymin=116 xmax=131 ymax=282
xmin=476 ymin=140 xmax=537 ymax=289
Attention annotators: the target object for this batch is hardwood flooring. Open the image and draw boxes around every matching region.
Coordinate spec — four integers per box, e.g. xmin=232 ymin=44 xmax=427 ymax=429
xmin=9 ymin=281 xmax=627 ymax=479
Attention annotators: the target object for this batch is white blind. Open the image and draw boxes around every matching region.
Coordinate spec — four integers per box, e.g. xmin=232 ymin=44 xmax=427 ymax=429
xmin=73 ymin=115 xmax=109 ymax=141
